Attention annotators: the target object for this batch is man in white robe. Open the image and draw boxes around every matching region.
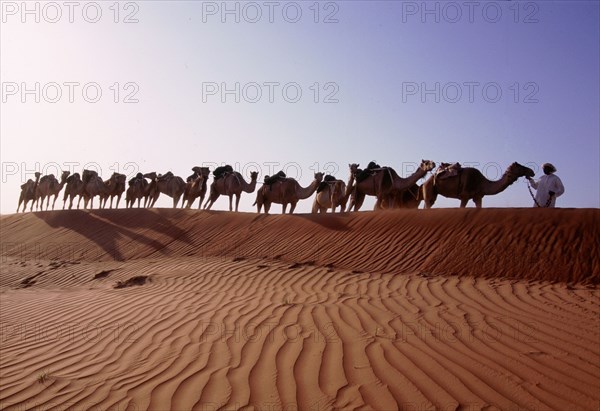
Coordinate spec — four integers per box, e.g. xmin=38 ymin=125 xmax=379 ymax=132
xmin=527 ymin=163 xmax=565 ymax=208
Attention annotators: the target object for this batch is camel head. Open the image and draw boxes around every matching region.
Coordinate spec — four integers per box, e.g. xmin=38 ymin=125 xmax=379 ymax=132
xmin=420 ymin=159 xmax=436 ymax=172
xmin=34 ymin=171 xmax=41 ymax=179
xmin=508 ymin=162 xmax=535 ymax=179
xmin=349 ymin=163 xmax=360 ymax=176
xmin=314 ymin=172 xmax=324 ymax=183
xmin=143 ymin=172 xmax=158 ymax=180
xmin=250 ymin=171 xmax=259 ymax=181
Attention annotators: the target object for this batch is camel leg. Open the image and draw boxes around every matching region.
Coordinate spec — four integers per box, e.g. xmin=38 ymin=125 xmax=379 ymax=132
xmin=387 ymin=195 xmax=395 ymax=209
xmin=474 ymin=197 xmax=483 ymax=208
xmin=289 ymin=202 xmax=297 ymax=214
xmin=282 ymin=203 xmax=287 ymax=214
xmin=354 ymin=194 xmax=365 ymax=212
xmin=234 ymin=194 xmax=241 ymax=212
xmin=264 ymin=202 xmax=271 ymax=214
xmin=311 ymin=200 xmax=319 ymax=214
xmin=459 ymin=198 xmax=468 ymax=208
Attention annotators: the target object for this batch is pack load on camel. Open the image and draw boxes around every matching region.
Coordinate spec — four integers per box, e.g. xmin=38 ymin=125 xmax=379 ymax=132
xmin=434 ymin=162 xmax=461 ymax=184
xmin=263 ymin=170 xmax=286 ymax=186
xmin=128 ymin=172 xmax=145 ymax=186
xmin=157 ymin=171 xmax=174 ymax=182
xmin=317 ymin=174 xmax=338 ymax=193
xmin=213 ymin=165 xmax=234 ymax=180
xmin=356 ymin=161 xmax=382 ymax=183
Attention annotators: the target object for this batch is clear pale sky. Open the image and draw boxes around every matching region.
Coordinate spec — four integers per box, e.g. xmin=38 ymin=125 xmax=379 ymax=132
xmin=1 ymin=1 xmax=598 ymax=213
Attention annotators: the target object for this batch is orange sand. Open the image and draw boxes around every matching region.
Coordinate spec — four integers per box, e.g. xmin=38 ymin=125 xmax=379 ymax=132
xmin=1 ymin=208 xmax=598 ymax=410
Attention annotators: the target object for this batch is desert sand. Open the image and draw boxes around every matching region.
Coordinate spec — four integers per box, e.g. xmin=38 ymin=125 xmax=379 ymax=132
xmin=0 ymin=208 xmax=598 ymax=411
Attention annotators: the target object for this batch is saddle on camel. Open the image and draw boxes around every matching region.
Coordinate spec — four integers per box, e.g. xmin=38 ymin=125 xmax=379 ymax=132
xmin=157 ymin=171 xmax=174 ymax=182
xmin=213 ymin=165 xmax=234 ymax=180
xmin=356 ymin=161 xmax=382 ymax=183
xmin=317 ymin=174 xmax=338 ymax=193
xmin=129 ymin=172 xmax=145 ymax=186
xmin=263 ymin=171 xmax=286 ymax=190
xmin=434 ymin=163 xmax=462 ymax=185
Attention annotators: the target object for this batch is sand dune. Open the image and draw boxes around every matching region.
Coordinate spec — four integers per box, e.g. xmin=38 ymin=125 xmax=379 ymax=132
xmin=1 ymin=209 xmax=598 ymax=410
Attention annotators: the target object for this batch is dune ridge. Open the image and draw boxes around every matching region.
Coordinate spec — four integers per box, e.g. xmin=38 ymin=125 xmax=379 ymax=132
xmin=1 ymin=209 xmax=598 ymax=410
xmin=1 ymin=208 xmax=598 ymax=284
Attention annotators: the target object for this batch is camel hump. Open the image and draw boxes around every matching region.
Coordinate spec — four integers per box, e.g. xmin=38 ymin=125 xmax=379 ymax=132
xmin=40 ymin=174 xmax=55 ymax=183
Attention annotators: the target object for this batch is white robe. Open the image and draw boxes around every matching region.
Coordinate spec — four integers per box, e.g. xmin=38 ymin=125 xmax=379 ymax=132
xmin=529 ymin=174 xmax=565 ymax=208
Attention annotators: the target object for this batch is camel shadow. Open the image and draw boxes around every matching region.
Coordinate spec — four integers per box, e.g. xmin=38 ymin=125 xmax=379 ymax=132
xmin=34 ymin=209 xmax=194 ymax=262
xmin=249 ymin=211 xmax=350 ymax=231
xmin=294 ymin=212 xmax=351 ymax=232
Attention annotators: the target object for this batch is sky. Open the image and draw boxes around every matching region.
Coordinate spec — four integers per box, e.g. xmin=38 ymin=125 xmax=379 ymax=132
xmin=1 ymin=0 xmax=599 ymax=213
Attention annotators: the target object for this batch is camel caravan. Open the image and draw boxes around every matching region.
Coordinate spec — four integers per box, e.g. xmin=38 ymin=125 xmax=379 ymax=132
xmin=17 ymin=161 xmax=535 ymax=214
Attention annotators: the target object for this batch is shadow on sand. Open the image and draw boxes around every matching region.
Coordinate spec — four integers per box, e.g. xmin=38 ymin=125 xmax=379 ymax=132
xmin=34 ymin=209 xmax=195 ymax=261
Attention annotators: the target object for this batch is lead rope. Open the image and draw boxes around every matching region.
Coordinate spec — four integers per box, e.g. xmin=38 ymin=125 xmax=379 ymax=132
xmin=527 ymin=181 xmax=552 ymax=208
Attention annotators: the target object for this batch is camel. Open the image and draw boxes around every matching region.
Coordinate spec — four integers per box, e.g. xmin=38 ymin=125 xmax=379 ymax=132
xmin=63 ymin=173 xmax=85 ymax=210
xmin=144 ymin=172 xmax=186 ymax=208
xmin=254 ymin=172 xmax=324 ymax=214
xmin=204 ymin=171 xmax=259 ymax=212
xmin=379 ymin=184 xmax=423 ymax=209
xmin=125 ymin=173 xmax=148 ymax=208
xmin=345 ymin=163 xmax=380 ymax=212
xmin=346 ymin=160 xmax=435 ymax=211
xmin=100 ymin=173 xmax=126 ymax=209
xmin=422 ymin=162 xmax=535 ymax=208
xmin=81 ymin=169 xmax=108 ymax=209
xmin=311 ymin=176 xmax=348 ymax=213
xmin=35 ymin=171 xmax=70 ymax=211
xmin=347 ymin=163 xmax=381 ymax=211
xmin=183 ymin=167 xmax=211 ymax=209
xmin=377 ymin=160 xmax=436 ymax=208
xmin=17 ymin=172 xmax=41 ymax=212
